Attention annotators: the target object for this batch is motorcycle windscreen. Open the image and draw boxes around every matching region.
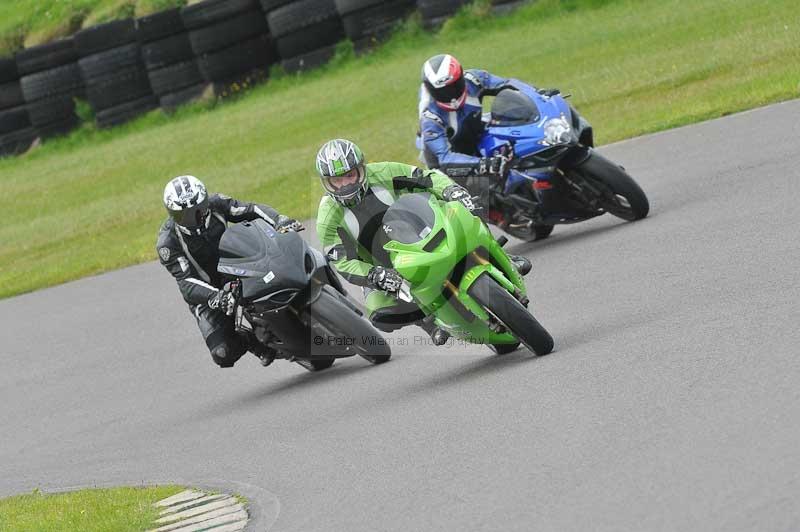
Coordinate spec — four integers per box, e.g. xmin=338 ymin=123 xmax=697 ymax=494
xmin=217 ymin=220 xmax=309 ymax=300
xmin=490 ymin=88 xmax=540 ymax=126
xmin=218 ymin=219 xmax=277 ymax=271
xmin=382 ymin=193 xmax=436 ymax=244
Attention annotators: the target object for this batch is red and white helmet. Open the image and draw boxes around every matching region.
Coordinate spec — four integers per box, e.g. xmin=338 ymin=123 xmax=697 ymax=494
xmin=422 ymin=54 xmax=467 ymax=111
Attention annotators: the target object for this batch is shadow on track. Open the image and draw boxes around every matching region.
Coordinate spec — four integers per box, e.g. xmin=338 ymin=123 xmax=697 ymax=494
xmin=237 ymin=363 xmax=368 ymax=402
xmin=183 ymin=360 xmax=381 ymax=422
xmin=399 ymin=349 xmax=546 ymax=395
xmin=505 ymin=216 xmax=648 ymax=256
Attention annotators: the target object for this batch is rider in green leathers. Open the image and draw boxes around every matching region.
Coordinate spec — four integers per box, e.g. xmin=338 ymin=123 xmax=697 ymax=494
xmin=315 ymin=139 xmax=531 ymax=344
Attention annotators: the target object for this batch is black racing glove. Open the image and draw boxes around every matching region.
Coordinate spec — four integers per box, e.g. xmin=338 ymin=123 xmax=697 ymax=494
xmin=368 ymin=266 xmax=403 ymax=293
xmin=275 ymin=214 xmax=304 ymax=233
xmin=442 ymin=184 xmax=477 ymax=212
xmin=208 ymin=284 xmax=237 ymax=315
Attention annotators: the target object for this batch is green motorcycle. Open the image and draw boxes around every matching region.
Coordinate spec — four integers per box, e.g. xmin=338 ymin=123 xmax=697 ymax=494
xmin=380 ymin=192 xmax=554 ymax=356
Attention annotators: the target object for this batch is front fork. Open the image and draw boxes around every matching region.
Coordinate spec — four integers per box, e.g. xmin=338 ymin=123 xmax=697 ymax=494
xmin=442 ymin=251 xmax=528 ymax=321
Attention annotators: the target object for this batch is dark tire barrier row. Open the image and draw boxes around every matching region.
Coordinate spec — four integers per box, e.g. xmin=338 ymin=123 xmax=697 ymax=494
xmin=76 ymin=19 xmax=157 ymax=129
xmin=138 ymin=8 xmax=207 ymax=112
xmin=0 ymin=0 xmax=530 ymax=157
xmin=0 ymin=57 xmax=37 ymax=157
xmin=336 ymin=0 xmax=415 ymax=52
xmin=265 ymin=0 xmax=345 ymax=73
xmin=183 ymin=0 xmax=276 ymax=90
xmin=16 ymin=37 xmax=84 ymax=144
xmin=417 ymin=0 xmax=470 ymax=28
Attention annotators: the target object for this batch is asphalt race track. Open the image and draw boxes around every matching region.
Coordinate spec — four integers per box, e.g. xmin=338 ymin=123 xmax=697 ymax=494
xmin=2 ymin=100 xmax=799 ymax=531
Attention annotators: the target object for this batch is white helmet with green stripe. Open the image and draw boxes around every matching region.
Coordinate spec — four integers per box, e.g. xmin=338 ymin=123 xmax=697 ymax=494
xmin=316 ymin=139 xmax=368 ymax=206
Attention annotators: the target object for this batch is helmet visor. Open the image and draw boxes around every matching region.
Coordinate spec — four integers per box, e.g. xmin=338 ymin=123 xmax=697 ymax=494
xmin=173 ymin=195 xmax=209 ymax=229
xmin=322 ymin=165 xmax=367 ymax=202
xmin=430 ymin=76 xmax=466 ymax=107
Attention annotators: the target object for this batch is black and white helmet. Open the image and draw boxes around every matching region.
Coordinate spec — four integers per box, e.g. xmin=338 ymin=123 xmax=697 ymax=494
xmin=163 ymin=175 xmax=210 ymax=232
xmin=316 ymin=139 xmax=368 ymax=206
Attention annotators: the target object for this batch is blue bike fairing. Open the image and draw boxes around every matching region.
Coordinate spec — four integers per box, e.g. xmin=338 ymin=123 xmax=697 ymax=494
xmin=478 ymin=80 xmax=572 ymax=163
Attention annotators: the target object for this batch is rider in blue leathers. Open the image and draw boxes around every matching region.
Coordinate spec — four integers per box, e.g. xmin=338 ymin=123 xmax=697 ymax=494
xmin=417 ymin=54 xmax=558 ymax=223
xmin=417 ymin=53 xmax=514 ymax=179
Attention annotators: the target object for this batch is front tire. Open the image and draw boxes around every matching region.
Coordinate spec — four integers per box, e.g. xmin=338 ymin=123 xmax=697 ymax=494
xmin=468 ymin=274 xmax=554 ymax=356
xmin=305 ymin=288 xmax=391 ymax=363
xmin=489 ymin=342 xmax=520 ymax=355
xmin=534 ymin=224 xmax=554 ymax=241
xmin=296 ymin=358 xmax=335 ymax=372
xmin=571 ymin=151 xmax=649 ymax=221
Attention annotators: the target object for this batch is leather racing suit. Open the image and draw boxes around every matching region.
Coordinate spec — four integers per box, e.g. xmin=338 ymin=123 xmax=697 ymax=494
xmin=156 ymin=194 xmax=283 ymax=367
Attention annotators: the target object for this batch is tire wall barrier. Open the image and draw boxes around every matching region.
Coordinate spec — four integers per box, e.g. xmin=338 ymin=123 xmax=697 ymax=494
xmin=0 ymin=0 xmax=530 ymax=157
xmin=76 ymin=18 xmax=157 ymax=129
xmin=265 ymin=0 xmax=345 ymax=73
xmin=335 ymin=0 xmax=415 ymax=51
xmin=138 ymin=8 xmax=207 ymax=112
xmin=182 ymin=0 xmax=276 ymax=93
xmin=417 ymin=0 xmax=470 ymax=28
xmin=0 ymin=56 xmax=37 ymax=156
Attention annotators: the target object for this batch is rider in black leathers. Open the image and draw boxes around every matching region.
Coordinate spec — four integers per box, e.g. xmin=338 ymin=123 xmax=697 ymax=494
xmin=156 ymin=175 xmax=302 ymax=368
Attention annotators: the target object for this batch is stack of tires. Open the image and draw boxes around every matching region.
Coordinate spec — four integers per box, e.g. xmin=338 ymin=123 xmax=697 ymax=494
xmin=264 ymin=0 xmax=345 ymax=73
xmin=16 ymin=38 xmax=84 ymax=141
xmin=76 ymin=19 xmax=157 ymax=128
xmin=138 ymin=8 xmax=207 ymax=112
xmin=335 ymin=0 xmax=414 ymax=51
xmin=417 ymin=0 xmax=469 ymax=28
xmin=182 ymin=0 xmax=275 ymax=92
xmin=0 ymin=57 xmax=36 ymax=157
xmin=492 ymin=0 xmax=526 ymax=14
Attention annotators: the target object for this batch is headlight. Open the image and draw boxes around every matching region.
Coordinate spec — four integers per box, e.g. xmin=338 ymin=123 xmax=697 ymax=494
xmin=543 ymin=117 xmax=573 ymax=146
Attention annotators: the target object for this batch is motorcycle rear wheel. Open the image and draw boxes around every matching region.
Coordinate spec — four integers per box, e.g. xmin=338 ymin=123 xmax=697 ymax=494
xmin=468 ymin=274 xmax=554 ymax=356
xmin=571 ymin=151 xmax=649 ymax=221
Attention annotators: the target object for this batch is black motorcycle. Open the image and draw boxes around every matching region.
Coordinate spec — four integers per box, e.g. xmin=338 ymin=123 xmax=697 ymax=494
xmin=217 ymin=220 xmax=391 ymax=371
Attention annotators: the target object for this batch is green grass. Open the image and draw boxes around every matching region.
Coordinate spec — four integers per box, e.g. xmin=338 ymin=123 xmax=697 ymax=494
xmin=0 ymin=486 xmax=185 ymax=531
xmin=0 ymin=0 xmax=798 ymax=299
xmin=0 ymin=0 xmax=185 ymax=54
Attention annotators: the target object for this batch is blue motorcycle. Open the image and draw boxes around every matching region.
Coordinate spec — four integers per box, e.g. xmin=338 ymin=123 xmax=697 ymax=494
xmin=475 ymin=80 xmax=649 ymax=241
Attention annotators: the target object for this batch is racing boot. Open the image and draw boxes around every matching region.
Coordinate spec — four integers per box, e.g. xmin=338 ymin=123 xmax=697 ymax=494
xmin=247 ymin=336 xmax=276 ymax=367
xmin=418 ymin=315 xmax=450 ymax=346
xmin=254 ymin=351 xmax=275 ymax=367
xmin=508 ymin=255 xmax=532 ymax=276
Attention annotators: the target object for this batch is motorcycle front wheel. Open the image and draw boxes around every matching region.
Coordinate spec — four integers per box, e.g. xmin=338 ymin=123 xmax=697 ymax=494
xmin=304 ymin=288 xmax=391 ymax=364
xmin=468 ymin=273 xmax=554 ymax=356
xmin=295 ymin=358 xmax=335 ymax=372
xmin=569 ymin=151 xmax=649 ymax=221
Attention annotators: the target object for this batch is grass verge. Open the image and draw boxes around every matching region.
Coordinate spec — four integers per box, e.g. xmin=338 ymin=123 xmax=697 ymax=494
xmin=0 ymin=485 xmax=184 ymax=532
xmin=0 ymin=0 xmax=798 ymax=299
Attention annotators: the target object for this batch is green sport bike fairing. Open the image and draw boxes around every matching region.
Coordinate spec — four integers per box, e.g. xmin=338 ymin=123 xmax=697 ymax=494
xmin=381 ymin=193 xmax=554 ymax=356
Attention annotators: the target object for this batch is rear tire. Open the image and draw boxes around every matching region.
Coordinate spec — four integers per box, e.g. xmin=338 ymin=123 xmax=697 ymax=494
xmin=468 ymin=274 xmax=554 ymax=356
xmin=572 ymin=151 xmax=649 ymax=221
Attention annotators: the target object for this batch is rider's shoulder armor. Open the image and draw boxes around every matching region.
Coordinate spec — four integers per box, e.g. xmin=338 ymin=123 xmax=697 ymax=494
xmin=464 ymin=69 xmax=482 ymax=87
xmin=156 ymin=219 xmax=181 ymax=262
